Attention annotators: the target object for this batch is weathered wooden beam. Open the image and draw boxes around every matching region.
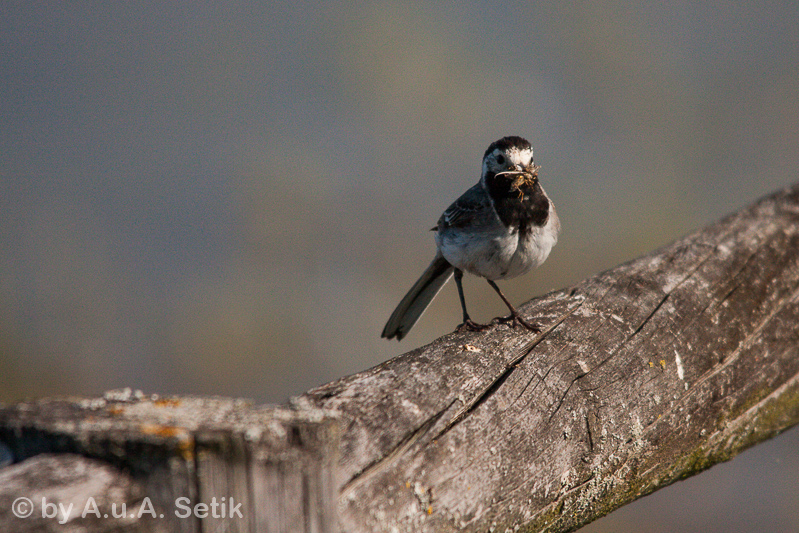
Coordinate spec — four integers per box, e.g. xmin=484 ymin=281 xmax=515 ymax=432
xmin=1 ymin=183 xmax=798 ymax=532
xmin=0 ymin=394 xmax=339 ymax=532
xmin=297 ymin=183 xmax=799 ymax=532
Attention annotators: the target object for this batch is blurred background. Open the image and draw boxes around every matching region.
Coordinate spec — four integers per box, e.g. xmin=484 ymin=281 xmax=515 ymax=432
xmin=1 ymin=2 xmax=797 ymax=531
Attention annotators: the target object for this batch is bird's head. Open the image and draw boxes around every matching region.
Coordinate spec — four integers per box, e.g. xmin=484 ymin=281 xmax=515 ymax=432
xmin=482 ymin=136 xmax=535 ymax=176
xmin=481 ymin=136 xmax=539 ymax=195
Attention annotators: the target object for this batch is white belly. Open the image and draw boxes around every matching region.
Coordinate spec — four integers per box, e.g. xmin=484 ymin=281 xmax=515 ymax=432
xmin=437 ymin=203 xmax=559 ymax=281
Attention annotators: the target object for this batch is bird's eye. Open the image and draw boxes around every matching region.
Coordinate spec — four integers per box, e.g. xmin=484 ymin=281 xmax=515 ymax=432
xmin=495 ymin=154 xmax=505 ymax=165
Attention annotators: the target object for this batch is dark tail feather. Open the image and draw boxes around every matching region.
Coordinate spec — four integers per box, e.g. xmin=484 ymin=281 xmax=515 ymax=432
xmin=381 ymin=253 xmax=454 ymax=340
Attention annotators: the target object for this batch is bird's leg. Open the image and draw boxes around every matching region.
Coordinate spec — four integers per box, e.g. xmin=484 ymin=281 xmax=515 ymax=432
xmin=486 ymin=279 xmax=540 ymax=332
xmin=454 ymin=269 xmax=490 ymax=332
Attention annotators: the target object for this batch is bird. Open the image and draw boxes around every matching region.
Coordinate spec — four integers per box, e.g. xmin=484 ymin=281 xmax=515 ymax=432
xmin=381 ymin=136 xmax=560 ymax=341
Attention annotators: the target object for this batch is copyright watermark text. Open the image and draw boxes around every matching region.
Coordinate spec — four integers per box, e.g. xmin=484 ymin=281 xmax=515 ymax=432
xmin=11 ymin=496 xmax=243 ymax=523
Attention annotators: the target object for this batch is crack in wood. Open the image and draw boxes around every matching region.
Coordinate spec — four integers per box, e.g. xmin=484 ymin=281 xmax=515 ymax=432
xmin=432 ymin=298 xmax=585 ymax=441
xmin=629 ymin=292 xmax=670 ymax=338
xmin=340 ymin=399 xmax=455 ymax=498
xmin=626 ymin=245 xmax=719 ymax=342
xmin=548 ymin=378 xmax=578 ymax=424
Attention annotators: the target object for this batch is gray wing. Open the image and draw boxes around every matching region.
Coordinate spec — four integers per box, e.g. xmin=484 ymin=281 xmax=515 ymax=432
xmin=435 ymin=183 xmax=491 ymax=231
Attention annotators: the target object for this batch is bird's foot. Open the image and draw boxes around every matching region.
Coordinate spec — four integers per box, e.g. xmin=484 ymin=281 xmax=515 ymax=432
xmin=455 ymin=318 xmax=491 ymax=333
xmin=495 ymin=312 xmax=540 ymax=333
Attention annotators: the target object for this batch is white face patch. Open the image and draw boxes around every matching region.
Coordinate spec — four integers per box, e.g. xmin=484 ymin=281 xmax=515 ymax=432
xmin=483 ymin=146 xmax=534 ymax=175
xmin=508 ymin=147 xmax=534 ymax=169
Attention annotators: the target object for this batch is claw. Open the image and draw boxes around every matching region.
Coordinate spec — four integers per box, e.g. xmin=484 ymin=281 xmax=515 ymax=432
xmin=455 ymin=318 xmax=492 ymax=333
xmin=494 ymin=312 xmax=540 ymax=332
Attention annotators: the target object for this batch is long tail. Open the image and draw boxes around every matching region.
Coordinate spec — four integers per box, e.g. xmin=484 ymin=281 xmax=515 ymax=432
xmin=381 ymin=253 xmax=454 ymax=340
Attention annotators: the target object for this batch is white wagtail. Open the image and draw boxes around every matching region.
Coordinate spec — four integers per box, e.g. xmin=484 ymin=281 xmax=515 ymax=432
xmin=382 ymin=136 xmax=560 ymax=341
